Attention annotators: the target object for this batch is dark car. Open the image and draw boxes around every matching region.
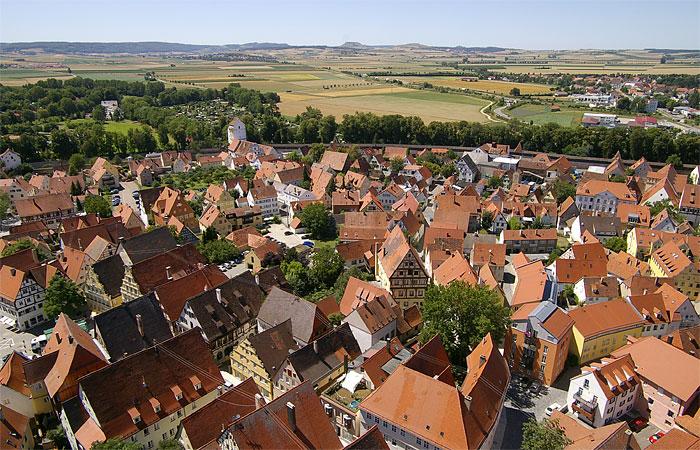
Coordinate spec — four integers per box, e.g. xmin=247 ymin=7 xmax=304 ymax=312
xmin=284 ymin=231 xmax=293 ymax=236
xmin=627 ymin=416 xmax=648 ymax=432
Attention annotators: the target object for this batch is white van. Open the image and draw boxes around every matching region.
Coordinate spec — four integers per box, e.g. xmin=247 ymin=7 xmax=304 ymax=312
xmin=30 ymin=335 xmax=47 ymax=353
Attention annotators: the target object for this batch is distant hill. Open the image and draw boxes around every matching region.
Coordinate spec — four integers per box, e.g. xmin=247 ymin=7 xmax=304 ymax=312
xmin=0 ymin=41 xmax=213 ymax=54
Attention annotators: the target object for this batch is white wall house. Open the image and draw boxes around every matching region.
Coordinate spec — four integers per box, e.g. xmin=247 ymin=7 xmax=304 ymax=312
xmin=567 ymin=355 xmax=641 ymax=428
xmin=227 ymin=118 xmax=246 ymax=144
xmin=0 ymin=149 xmax=22 ymax=171
xmin=0 ymin=267 xmax=49 ymax=331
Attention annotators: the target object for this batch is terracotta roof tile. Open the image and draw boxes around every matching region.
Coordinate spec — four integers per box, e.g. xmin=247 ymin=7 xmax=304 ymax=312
xmin=568 ymin=298 xmax=644 ymax=339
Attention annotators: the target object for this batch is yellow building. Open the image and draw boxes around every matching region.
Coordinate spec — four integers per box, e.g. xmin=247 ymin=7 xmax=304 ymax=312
xmin=244 ymin=241 xmax=280 ymax=273
xmin=649 ymin=241 xmax=700 ymax=301
xmin=567 ymin=297 xmax=644 ymax=364
xmin=83 ymin=255 xmax=124 ymax=313
xmin=230 ymin=319 xmax=297 ymax=400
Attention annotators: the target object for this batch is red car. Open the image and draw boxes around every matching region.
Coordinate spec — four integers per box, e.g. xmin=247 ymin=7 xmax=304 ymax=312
xmin=649 ymin=432 xmax=665 ymax=443
xmin=627 ymin=417 xmax=648 ymax=432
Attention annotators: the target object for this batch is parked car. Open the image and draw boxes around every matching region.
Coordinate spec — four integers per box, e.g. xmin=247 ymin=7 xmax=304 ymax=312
xmin=112 ymin=198 xmax=121 ymax=206
xmin=132 ymin=191 xmax=140 ymax=199
xmin=110 ymin=188 xmax=119 ymax=194
xmin=545 ymin=404 xmax=562 ymax=417
xmin=626 ymin=416 xmax=648 ymax=432
xmin=302 ymin=241 xmax=314 ymax=248
xmin=124 ymin=177 xmax=135 ymax=182
xmin=529 ymin=381 xmax=542 ymax=395
xmin=284 ymin=231 xmax=293 ymax=236
xmin=301 ymin=234 xmax=310 ymax=239
xmin=649 ymin=432 xmax=665 ymax=443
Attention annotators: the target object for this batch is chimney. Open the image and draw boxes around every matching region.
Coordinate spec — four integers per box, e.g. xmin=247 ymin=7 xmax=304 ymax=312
xmin=344 ymin=354 xmax=349 ymax=374
xmin=479 ymin=354 xmax=486 ymax=368
xmin=0 ymin=407 xmax=3 ymax=422
xmin=10 ymin=268 xmax=16 ymax=276
xmin=313 ymin=340 xmax=319 ymax=354
xmin=68 ymin=335 xmax=74 ymax=344
xmin=216 ymin=288 xmax=222 ymax=304
xmin=666 ymin=335 xmax=674 ymax=344
xmin=463 ymin=395 xmax=472 ymax=413
xmin=286 ymin=402 xmax=297 ymax=432
xmin=166 ymin=266 xmax=172 ymax=281
xmin=136 ymin=314 xmax=144 ymax=338
xmin=254 ymin=393 xmax=264 ymax=409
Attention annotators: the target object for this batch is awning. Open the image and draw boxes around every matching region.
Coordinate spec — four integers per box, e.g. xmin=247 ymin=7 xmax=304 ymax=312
xmin=341 ymin=371 xmax=364 ymax=394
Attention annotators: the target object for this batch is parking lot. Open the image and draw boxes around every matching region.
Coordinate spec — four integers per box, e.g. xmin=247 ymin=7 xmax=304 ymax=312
xmin=266 ymin=222 xmax=305 ymax=248
xmin=0 ymin=320 xmax=45 ymax=361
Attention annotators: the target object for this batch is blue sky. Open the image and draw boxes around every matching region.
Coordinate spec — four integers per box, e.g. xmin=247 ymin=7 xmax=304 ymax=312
xmin=1 ymin=0 xmax=698 ymax=49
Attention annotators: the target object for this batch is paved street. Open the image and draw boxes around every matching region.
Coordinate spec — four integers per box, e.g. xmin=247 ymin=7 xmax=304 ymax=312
xmin=266 ymin=222 xmax=304 ymax=248
xmin=119 ymin=180 xmax=146 ymax=223
xmin=0 ymin=322 xmax=45 ymax=361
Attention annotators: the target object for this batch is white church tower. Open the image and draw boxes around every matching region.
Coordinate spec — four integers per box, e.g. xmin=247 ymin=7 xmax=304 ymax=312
xmin=227 ymin=117 xmax=246 ymax=144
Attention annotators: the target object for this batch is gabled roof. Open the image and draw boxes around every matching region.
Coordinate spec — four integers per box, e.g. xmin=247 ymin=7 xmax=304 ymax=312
xmin=651 ymin=241 xmax=693 ymax=277
xmin=663 ymin=325 xmax=700 ymax=359
xmin=576 ymin=180 xmax=636 ymax=201
xmin=248 ymin=319 xmax=298 ymax=377
xmin=340 ymin=277 xmax=393 ymax=316
xmin=118 ymin=226 xmax=177 ymax=264
xmin=154 ymin=265 xmax=229 ymax=322
xmin=512 ymin=261 xmax=554 ymax=307
xmin=567 ymin=297 xmax=643 ymax=339
xmin=345 ymin=293 xmax=398 ymax=334
xmin=94 ymin=293 xmax=173 ymax=361
xmin=433 ymin=253 xmax=478 ymax=287
xmin=552 ymin=409 xmax=634 ymax=450
xmin=612 ymin=336 xmax=700 ymax=402
xmin=320 ymin=150 xmax=349 ymax=172
xmin=607 ymin=250 xmax=649 ymax=279
xmin=185 ymin=271 xmax=264 ymax=343
xmin=91 ymin=254 xmax=125 ymax=298
xmin=78 ymin=329 xmax=223 ymax=441
xmin=344 ymin=425 xmax=390 ymax=450
xmin=359 ymin=338 xmax=406 ymax=388
xmin=377 ymin=226 xmax=426 ymax=279
xmin=258 ymin=287 xmax=331 ymax=344
xmin=43 ymin=314 xmax=108 ymax=398
xmin=129 ymin=243 xmax=206 ymax=296
xmin=15 ymin=193 xmax=74 ymax=218
xmin=286 ymin=323 xmax=361 ymax=385
xmin=555 ymin=258 xmax=608 ymax=284
xmin=628 ymin=293 xmax=669 ymax=324
xmin=225 ymin=381 xmax=342 ymax=450
xmin=0 ymin=351 xmax=30 ymax=396
xmin=180 ymin=377 xmax=261 ymax=450
xmin=0 ymin=405 xmax=31 ymax=450
xmin=361 ymin=333 xmax=509 ymax=450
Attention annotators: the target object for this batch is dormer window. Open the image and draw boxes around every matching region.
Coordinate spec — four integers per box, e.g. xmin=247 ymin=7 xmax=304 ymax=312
xmin=190 ymin=375 xmax=202 ymax=391
xmin=128 ymin=407 xmax=141 ymax=424
xmin=171 ymin=385 xmax=183 ymax=401
xmin=149 ymin=398 xmax=161 ymax=414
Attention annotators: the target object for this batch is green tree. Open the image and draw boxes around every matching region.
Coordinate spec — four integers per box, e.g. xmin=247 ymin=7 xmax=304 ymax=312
xmin=281 ymin=260 xmax=314 ymax=296
xmin=0 ymin=191 xmax=10 ymax=220
xmin=44 ymin=275 xmax=85 ymax=320
xmin=68 ymin=153 xmax=85 ymax=175
xmin=197 ymin=240 xmax=240 ymax=265
xmin=83 ymin=195 xmax=112 ymax=218
xmin=420 ymin=281 xmax=511 ymax=367
xmin=333 ymin=265 xmax=371 ymax=300
xmin=158 ymin=439 xmax=184 ymax=450
xmin=319 ymin=115 xmax=338 ymax=143
xmin=390 ymin=157 xmax=405 ymax=175
xmin=311 ymin=246 xmax=345 ymax=289
xmin=92 ymin=104 xmax=106 ymax=122
xmin=299 ymin=202 xmax=333 ymax=240
xmin=46 ymin=425 xmax=70 ymax=450
xmin=328 ymin=312 xmax=345 ymax=326
xmin=76 ymin=197 xmax=83 ymax=211
xmin=91 ymin=438 xmax=143 ymax=450
xmin=70 ymin=180 xmax=82 ymax=196
xmin=666 ymin=154 xmax=683 ymax=168
xmin=201 ymin=226 xmax=218 ymax=244
xmin=510 ymin=87 xmax=521 ymax=96
xmin=610 ymin=174 xmax=627 ymax=183
xmin=617 ymin=97 xmax=631 ymax=111
xmin=309 ymin=143 xmax=326 ymax=162
xmin=508 ymin=217 xmax=522 ymax=230
xmin=604 ymin=236 xmax=627 ymax=253
xmin=1 ymin=239 xmax=35 ymax=257
xmin=529 ymin=217 xmax=545 ymax=229
xmin=481 ymin=211 xmax=494 ymax=231
xmin=522 ymin=418 xmax=573 ymax=450
xmin=487 ymin=175 xmax=503 ymax=189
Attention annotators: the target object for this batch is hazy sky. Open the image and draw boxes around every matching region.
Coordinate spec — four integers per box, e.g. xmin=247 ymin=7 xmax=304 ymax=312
xmin=1 ymin=0 xmax=699 ymax=49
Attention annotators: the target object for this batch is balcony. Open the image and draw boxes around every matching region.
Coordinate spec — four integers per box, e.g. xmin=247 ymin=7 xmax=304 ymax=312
xmin=572 ymin=402 xmax=595 ymax=424
xmin=523 ymin=339 xmax=537 ymax=351
xmin=573 ymin=392 xmax=597 ymax=411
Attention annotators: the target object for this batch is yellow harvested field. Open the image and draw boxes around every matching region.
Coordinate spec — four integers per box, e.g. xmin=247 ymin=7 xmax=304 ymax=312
xmin=278 ymin=74 xmax=320 ymax=80
xmin=217 ymin=65 xmax=273 ymax=70
xmin=278 ymin=92 xmax=321 ymax=102
xmin=312 ymin=86 xmax=412 ymax=97
xmin=279 ymin=92 xmax=488 ymax=124
xmin=398 ymin=77 xmax=553 ymax=95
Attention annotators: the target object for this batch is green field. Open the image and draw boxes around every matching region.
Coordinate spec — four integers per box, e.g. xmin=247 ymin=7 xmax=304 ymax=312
xmin=62 ymin=119 xmax=153 ymax=134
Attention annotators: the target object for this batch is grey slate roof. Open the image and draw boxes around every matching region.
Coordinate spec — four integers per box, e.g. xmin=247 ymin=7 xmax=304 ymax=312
xmin=118 ymin=226 xmax=177 ymax=264
xmin=257 ymin=287 xmax=329 ymax=344
xmin=287 ymin=322 xmax=361 ymax=384
xmin=94 ymin=293 xmax=173 ymax=361
xmin=247 ymin=319 xmax=297 ymax=377
xmin=186 ymin=271 xmax=264 ymax=343
xmin=92 ymin=254 xmax=125 ymax=298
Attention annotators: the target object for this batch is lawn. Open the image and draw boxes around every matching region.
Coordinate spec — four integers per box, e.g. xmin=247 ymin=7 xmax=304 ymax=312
xmin=397 ymin=77 xmax=554 ymax=95
xmin=509 ymin=104 xmax=581 ymax=126
xmin=62 ymin=119 xmax=154 ymax=134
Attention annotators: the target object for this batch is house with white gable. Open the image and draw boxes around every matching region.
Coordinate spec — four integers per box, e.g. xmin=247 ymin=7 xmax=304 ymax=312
xmin=274 ymin=181 xmax=317 ymax=209
xmin=227 ymin=117 xmax=246 ymax=144
xmin=567 ymin=354 xmax=641 ymax=428
xmin=455 ymin=153 xmax=479 ymax=183
xmin=0 ymin=149 xmax=21 ymax=171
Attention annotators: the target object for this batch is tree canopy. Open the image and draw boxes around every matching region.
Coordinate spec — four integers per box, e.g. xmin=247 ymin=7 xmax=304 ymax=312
xmin=83 ymin=194 xmax=112 ymax=218
xmin=196 ymin=239 xmax=240 ymax=265
xmin=311 ymin=246 xmax=346 ymax=289
xmin=0 ymin=191 xmax=10 ymax=220
xmin=522 ymin=418 xmax=573 ymax=450
xmin=1 ymin=239 xmax=35 ymax=257
xmin=299 ymin=202 xmax=336 ymax=240
xmin=603 ymin=236 xmax=627 ymax=253
xmin=44 ymin=275 xmax=85 ymax=320
xmin=91 ymin=438 xmax=143 ymax=450
xmin=420 ymin=281 xmax=511 ymax=368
